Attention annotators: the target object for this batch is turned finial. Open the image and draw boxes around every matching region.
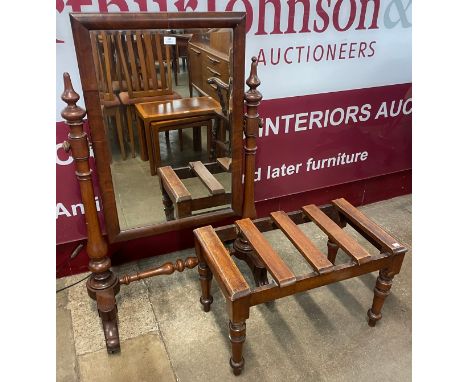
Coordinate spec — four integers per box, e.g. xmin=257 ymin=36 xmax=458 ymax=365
xmin=245 ymin=57 xmax=262 ymax=104
xmin=61 ymin=72 xmax=86 ymax=122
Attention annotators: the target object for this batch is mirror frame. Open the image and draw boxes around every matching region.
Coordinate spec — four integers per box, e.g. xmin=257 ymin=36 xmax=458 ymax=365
xmin=70 ymin=12 xmax=246 ymax=243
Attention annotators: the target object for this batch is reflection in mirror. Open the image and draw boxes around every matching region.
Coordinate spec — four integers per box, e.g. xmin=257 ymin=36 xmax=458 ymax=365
xmin=90 ymin=28 xmax=233 ymax=230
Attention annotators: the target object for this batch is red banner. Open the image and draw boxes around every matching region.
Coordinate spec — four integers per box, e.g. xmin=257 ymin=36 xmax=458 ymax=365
xmin=254 ymin=83 xmax=412 ymax=200
xmin=56 ymin=83 xmax=411 ymax=243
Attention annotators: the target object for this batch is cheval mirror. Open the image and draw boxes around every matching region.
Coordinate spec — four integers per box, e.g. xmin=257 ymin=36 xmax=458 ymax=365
xmin=62 ymin=12 xmax=262 ymax=353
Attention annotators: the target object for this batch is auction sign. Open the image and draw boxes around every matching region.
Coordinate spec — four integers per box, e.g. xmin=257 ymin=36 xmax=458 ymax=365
xmin=56 ymin=0 xmax=412 ymax=244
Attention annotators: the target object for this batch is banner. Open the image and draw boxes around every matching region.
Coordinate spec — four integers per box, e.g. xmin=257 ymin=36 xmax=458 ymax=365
xmin=56 ymin=0 xmax=412 ymax=243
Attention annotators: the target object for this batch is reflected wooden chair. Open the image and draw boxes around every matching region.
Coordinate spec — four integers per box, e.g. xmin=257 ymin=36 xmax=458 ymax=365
xmin=172 ymin=33 xmax=191 ymax=77
xmin=90 ymin=31 xmax=127 ymax=161
xmin=115 ymin=30 xmax=183 ymax=160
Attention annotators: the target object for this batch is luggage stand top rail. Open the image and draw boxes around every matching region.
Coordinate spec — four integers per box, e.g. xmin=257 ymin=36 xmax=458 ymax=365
xmin=194 ymin=199 xmax=408 ymax=304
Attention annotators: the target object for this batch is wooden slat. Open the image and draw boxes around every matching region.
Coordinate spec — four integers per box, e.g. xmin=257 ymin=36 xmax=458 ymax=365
xmin=236 ymin=218 xmax=296 ymax=287
xmin=214 ymin=205 xmax=339 ymax=243
xmin=126 ymin=31 xmax=140 ymax=91
xmin=135 ymin=32 xmax=149 ymax=91
xmin=332 ymin=198 xmax=406 ymax=254
xmin=217 ymin=157 xmax=232 ymax=172
xmin=143 ymin=32 xmax=159 ymax=92
xmin=302 ymin=204 xmax=372 ymax=264
xmin=165 ymin=44 xmax=172 ymax=91
xmin=270 ymin=211 xmax=333 ymax=273
xmin=194 ymin=226 xmax=250 ymax=300
xmin=111 ymin=32 xmax=125 ymax=91
xmin=154 ymin=33 xmax=166 ymax=90
xmin=100 ymin=32 xmax=114 ymax=97
xmin=173 ymin=161 xmax=226 ymax=179
xmin=157 ymin=166 xmax=191 ymax=202
xmin=189 ymin=161 xmax=225 ymax=195
xmin=90 ymin=32 xmax=105 ymax=93
xmin=116 ymin=32 xmax=133 ymax=97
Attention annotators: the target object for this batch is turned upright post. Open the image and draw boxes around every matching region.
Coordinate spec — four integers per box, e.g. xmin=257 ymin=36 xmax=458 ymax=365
xmin=61 ymin=73 xmax=121 ymax=353
xmin=242 ymin=57 xmax=262 ymax=219
xmin=233 ymin=58 xmax=268 ymax=286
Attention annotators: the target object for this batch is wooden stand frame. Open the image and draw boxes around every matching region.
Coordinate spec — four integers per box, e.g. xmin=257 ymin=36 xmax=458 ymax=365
xmin=61 ymin=73 xmax=121 ymax=353
xmin=60 ymin=57 xmax=263 ymax=353
xmin=194 ymin=199 xmax=408 ymax=375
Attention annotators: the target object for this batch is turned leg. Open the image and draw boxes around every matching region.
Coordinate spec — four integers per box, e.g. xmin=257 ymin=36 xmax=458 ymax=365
xmin=194 ymin=240 xmax=213 ymax=312
xmin=218 ymin=119 xmax=227 ymax=157
xmin=368 ymin=269 xmax=394 ymax=327
xmin=198 ymin=262 xmax=213 ymax=312
xmin=161 ymin=186 xmax=175 ymax=221
xmin=229 ymin=320 xmax=246 ymax=375
xmin=327 ymin=239 xmax=339 ymax=264
xmin=210 ymin=118 xmax=219 ymax=160
xmin=252 ymin=266 xmax=268 ymax=287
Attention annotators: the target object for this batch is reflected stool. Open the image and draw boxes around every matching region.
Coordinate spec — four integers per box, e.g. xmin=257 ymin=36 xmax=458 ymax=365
xmin=158 ymin=158 xmax=232 ymax=220
xmin=193 ymin=198 xmax=408 ymax=375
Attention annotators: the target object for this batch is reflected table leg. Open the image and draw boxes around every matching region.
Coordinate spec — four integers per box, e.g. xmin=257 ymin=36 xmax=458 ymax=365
xmin=137 ymin=114 xmax=148 ymax=161
xmin=149 ymin=122 xmax=162 ymax=176
xmin=193 ymin=126 xmax=202 ymax=151
xmin=145 ymin=120 xmax=157 ymax=176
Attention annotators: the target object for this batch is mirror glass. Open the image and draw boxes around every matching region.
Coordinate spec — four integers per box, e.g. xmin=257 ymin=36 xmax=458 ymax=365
xmin=90 ymin=28 xmax=234 ymax=230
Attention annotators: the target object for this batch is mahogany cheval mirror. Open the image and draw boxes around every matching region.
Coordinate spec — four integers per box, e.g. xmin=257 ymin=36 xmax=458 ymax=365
xmin=61 ymin=12 xmax=263 ymax=353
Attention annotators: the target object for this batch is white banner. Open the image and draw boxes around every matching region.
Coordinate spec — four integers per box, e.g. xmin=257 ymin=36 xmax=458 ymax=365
xmin=56 ymin=0 xmax=412 ymax=120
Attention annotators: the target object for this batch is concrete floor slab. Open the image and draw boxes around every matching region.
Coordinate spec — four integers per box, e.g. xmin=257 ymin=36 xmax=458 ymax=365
xmin=77 ymin=332 xmax=176 ymax=382
xmin=56 ymin=278 xmax=69 ymax=309
xmin=67 ymin=262 xmax=158 ymax=355
xmin=57 ymin=307 xmax=79 ymax=382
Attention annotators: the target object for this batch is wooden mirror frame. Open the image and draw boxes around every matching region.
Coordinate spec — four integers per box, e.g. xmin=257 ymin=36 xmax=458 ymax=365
xmin=70 ymin=12 xmax=247 ymax=243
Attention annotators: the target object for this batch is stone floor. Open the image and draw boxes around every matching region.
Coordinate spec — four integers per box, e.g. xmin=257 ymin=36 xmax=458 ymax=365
xmin=56 ymin=195 xmax=412 ymax=382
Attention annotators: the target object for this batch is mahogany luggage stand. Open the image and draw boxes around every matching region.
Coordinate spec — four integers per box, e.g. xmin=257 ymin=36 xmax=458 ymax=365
xmin=192 ymin=61 xmax=409 ymax=375
xmin=194 ymin=200 xmax=408 ymax=375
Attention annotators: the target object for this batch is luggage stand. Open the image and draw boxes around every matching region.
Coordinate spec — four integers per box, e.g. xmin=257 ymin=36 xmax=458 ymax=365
xmin=158 ymin=157 xmax=232 ymax=220
xmin=194 ymin=198 xmax=408 ymax=375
